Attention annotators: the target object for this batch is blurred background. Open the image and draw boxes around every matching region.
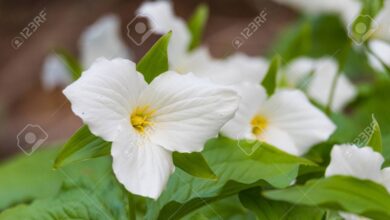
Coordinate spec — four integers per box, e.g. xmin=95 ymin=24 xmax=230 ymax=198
xmin=0 ymin=0 xmax=297 ymax=160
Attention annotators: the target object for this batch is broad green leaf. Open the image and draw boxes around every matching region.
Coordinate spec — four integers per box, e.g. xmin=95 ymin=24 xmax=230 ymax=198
xmin=264 ymin=176 xmax=390 ymax=220
xmin=54 ymin=48 xmax=83 ymax=80
xmin=239 ymin=140 xmax=317 ymax=166
xmin=261 ymin=55 xmax=280 ymax=96
xmin=358 ymin=0 xmax=384 ymax=20
xmin=271 ymin=15 xmax=349 ymax=62
xmin=173 ymin=152 xmax=217 ymax=180
xmin=54 ymin=125 xmax=111 ymax=169
xmin=0 ymin=148 xmax=62 ymax=210
xmin=239 ymin=188 xmax=325 ymax=219
xmin=145 ymin=137 xmax=312 ymax=219
xmin=0 ymin=178 xmax=127 ymax=220
xmin=185 ymin=195 xmax=254 ymax=220
xmin=137 ymin=32 xmax=172 ymax=83
xmin=187 ymin=4 xmax=209 ymax=51
xmin=0 ymin=146 xmax=114 ymax=211
xmin=367 ymin=115 xmax=382 ymax=152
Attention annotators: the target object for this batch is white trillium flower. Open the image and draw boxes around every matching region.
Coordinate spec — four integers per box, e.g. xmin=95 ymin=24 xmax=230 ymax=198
xmin=221 ymin=83 xmax=336 ymax=156
xmin=137 ymin=1 xmax=267 ymax=85
xmin=371 ymin=0 xmax=390 ymax=42
xmin=284 ymin=57 xmax=357 ymax=112
xmin=80 ymin=14 xmax=131 ymax=68
xmin=368 ymin=40 xmax=390 ymax=73
xmin=63 ymin=58 xmax=239 ymax=199
xmin=325 ymin=144 xmax=390 ymax=220
xmin=41 ymin=54 xmax=73 ymax=91
xmin=41 ymin=14 xmax=131 ymax=90
xmin=367 ymin=0 xmax=390 ymax=72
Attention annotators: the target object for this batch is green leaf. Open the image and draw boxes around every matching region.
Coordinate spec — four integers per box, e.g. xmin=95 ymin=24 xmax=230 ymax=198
xmin=54 ymin=125 xmax=111 ymax=169
xmin=261 ymin=55 xmax=280 ymax=96
xmin=0 ymin=178 xmax=127 ymax=220
xmin=137 ymin=32 xmax=172 ymax=83
xmin=54 ymin=48 xmax=83 ymax=80
xmin=239 ymin=188 xmax=325 ymax=220
xmin=0 ymin=146 xmax=115 ymax=212
xmin=185 ymin=195 xmax=254 ymax=220
xmin=359 ymin=0 xmax=384 ymax=18
xmin=367 ymin=115 xmax=382 ymax=152
xmin=187 ymin=4 xmax=209 ymax=51
xmin=270 ymin=15 xmax=349 ymax=62
xmin=239 ymin=140 xmax=317 ymax=166
xmin=264 ymin=176 xmax=390 ymax=220
xmin=173 ymin=152 xmax=217 ymax=180
xmin=145 ymin=137 xmax=312 ymax=219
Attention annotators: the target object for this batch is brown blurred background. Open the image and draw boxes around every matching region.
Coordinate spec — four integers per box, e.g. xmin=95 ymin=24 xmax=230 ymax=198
xmin=0 ymin=0 xmax=296 ymax=159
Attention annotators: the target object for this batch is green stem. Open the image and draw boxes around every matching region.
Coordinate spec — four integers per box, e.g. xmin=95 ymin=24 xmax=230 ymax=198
xmin=128 ymin=192 xmax=136 ymax=220
xmin=326 ymin=43 xmax=351 ymax=115
xmin=325 ymin=69 xmax=341 ymax=115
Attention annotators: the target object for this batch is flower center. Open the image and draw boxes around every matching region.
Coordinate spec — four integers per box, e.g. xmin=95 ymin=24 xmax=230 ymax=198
xmin=251 ymin=115 xmax=268 ymax=136
xmin=130 ymin=106 xmax=155 ymax=133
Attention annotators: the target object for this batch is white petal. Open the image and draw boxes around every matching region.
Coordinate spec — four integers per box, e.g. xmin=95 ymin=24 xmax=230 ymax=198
xmin=325 ymin=144 xmax=384 ymax=183
xmin=307 ymin=58 xmax=357 ymax=112
xmin=224 ymin=53 xmax=269 ymax=83
xmin=80 ymin=15 xmax=130 ymax=68
xmin=174 ymin=47 xmax=242 ymax=85
xmin=374 ymin=0 xmax=390 ymax=41
xmin=41 ymin=54 xmax=72 ymax=90
xmin=259 ymin=90 xmax=336 ymax=155
xmin=261 ymin=125 xmax=298 ymax=155
xmin=381 ymin=167 xmax=390 ymax=193
xmin=221 ymin=83 xmax=267 ymax=139
xmin=63 ymin=58 xmax=147 ymax=141
xmin=368 ymin=40 xmax=390 ymax=73
xmin=137 ymin=1 xmax=190 ymax=63
xmin=139 ymin=71 xmax=239 ymax=152
xmin=284 ymin=57 xmax=315 ymax=86
xmin=339 ymin=212 xmax=371 ymax=220
xmin=172 ymin=47 xmax=214 ymax=74
xmin=111 ymin=130 xmax=174 ymax=199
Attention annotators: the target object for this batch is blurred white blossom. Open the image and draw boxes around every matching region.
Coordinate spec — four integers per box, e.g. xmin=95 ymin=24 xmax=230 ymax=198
xmin=283 ymin=57 xmax=357 ymax=112
xmin=80 ymin=14 xmax=131 ymax=68
xmin=41 ymin=54 xmax=72 ymax=91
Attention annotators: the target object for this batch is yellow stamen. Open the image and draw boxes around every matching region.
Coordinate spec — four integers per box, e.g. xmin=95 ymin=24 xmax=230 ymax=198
xmin=251 ymin=115 xmax=268 ymax=136
xmin=130 ymin=106 xmax=155 ymax=133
